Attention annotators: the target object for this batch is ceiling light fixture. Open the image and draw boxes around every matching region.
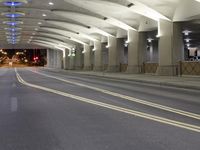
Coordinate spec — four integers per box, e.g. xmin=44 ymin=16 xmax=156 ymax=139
xmin=3 ymin=1 xmax=23 ymax=7
xmin=185 ymin=38 xmax=191 ymax=43
xmin=3 ymin=21 xmax=23 ymax=26
xmin=4 ymin=27 xmax=22 ymax=31
xmin=147 ymin=38 xmax=153 ymax=43
xmin=48 ymin=2 xmax=54 ymax=5
xmin=2 ymin=12 xmax=25 ymax=18
xmin=183 ymin=30 xmax=192 ymax=36
xmin=106 ymin=45 xmax=109 ymax=48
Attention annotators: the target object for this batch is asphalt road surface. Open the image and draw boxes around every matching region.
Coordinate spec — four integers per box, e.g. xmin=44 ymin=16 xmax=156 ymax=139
xmin=0 ymin=67 xmax=200 ymax=150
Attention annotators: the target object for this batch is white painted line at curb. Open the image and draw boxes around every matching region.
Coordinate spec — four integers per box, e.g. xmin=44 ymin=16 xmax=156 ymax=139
xmin=28 ymin=69 xmax=200 ymax=120
xmin=16 ymin=68 xmax=200 ymax=133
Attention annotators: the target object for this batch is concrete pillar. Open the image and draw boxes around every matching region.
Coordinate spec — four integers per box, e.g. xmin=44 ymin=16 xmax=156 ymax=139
xmin=118 ymin=38 xmax=126 ymax=65
xmin=47 ymin=49 xmax=50 ymax=68
xmin=83 ymin=45 xmax=92 ymax=70
xmin=75 ymin=49 xmax=82 ymax=70
xmin=53 ymin=50 xmax=57 ymax=68
xmin=63 ymin=49 xmax=69 ymax=70
xmin=149 ymin=43 xmax=153 ymax=62
xmin=47 ymin=49 xmax=50 ymax=67
xmin=94 ymin=41 xmax=103 ymax=71
xmin=56 ymin=50 xmax=62 ymax=69
xmin=51 ymin=49 xmax=54 ymax=68
xmin=126 ymin=30 xmax=146 ymax=73
xmin=69 ymin=56 xmax=75 ymax=70
xmin=156 ymin=20 xmax=183 ymax=76
xmin=107 ymin=36 xmax=120 ymax=72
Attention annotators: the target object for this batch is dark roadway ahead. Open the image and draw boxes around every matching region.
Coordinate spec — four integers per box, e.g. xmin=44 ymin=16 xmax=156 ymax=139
xmin=0 ymin=67 xmax=200 ymax=150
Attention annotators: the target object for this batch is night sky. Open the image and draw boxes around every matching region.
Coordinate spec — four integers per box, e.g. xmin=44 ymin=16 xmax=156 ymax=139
xmin=3 ymin=49 xmax=47 ymax=61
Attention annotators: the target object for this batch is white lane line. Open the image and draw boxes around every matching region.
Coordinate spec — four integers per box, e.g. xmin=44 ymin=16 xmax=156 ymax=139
xmin=27 ymin=68 xmax=200 ymax=120
xmin=16 ymin=69 xmax=200 ymax=133
xmin=11 ymin=97 xmax=18 ymax=112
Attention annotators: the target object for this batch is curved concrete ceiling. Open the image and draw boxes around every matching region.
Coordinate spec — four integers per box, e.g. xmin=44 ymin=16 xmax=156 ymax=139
xmin=0 ymin=0 xmax=199 ymax=50
xmin=32 ymin=36 xmax=75 ymax=48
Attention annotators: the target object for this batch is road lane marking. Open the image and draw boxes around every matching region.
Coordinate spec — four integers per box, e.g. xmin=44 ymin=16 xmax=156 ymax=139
xmin=11 ymin=97 xmax=18 ymax=112
xmin=16 ymin=69 xmax=200 ymax=133
xmin=27 ymin=69 xmax=200 ymax=120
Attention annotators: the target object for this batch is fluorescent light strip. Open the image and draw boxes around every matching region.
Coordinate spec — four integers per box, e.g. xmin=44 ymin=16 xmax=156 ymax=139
xmin=105 ymin=17 xmax=137 ymax=31
xmin=78 ymin=33 xmax=98 ymax=41
xmin=70 ymin=37 xmax=87 ymax=45
xmin=92 ymin=27 xmax=114 ymax=37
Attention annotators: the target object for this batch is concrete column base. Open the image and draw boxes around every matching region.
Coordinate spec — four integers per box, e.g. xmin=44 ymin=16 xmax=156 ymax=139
xmin=107 ymin=65 xmax=120 ymax=72
xmin=83 ymin=66 xmax=92 ymax=71
xmin=68 ymin=67 xmax=75 ymax=70
xmin=126 ymin=65 xmax=141 ymax=74
xmin=93 ymin=66 xmax=103 ymax=71
xmin=156 ymin=65 xmax=177 ymax=76
xmin=75 ymin=66 xmax=82 ymax=70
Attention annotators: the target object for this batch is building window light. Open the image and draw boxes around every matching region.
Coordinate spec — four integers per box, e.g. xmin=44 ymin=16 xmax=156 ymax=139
xmin=71 ymin=48 xmax=76 ymax=57
xmin=183 ymin=30 xmax=192 ymax=36
xmin=186 ymin=43 xmax=190 ymax=47
xmin=185 ymin=38 xmax=190 ymax=43
xmin=147 ymin=38 xmax=153 ymax=43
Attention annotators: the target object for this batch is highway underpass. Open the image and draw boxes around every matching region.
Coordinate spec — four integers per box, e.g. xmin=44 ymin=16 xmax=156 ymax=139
xmin=0 ymin=0 xmax=200 ymax=150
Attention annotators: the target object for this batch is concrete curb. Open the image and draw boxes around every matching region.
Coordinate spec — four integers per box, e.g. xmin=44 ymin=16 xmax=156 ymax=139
xmin=42 ymin=68 xmax=200 ymax=91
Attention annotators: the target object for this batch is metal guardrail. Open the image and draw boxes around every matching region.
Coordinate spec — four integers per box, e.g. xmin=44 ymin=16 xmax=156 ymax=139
xmin=143 ymin=63 xmax=158 ymax=74
xmin=180 ymin=61 xmax=200 ymax=76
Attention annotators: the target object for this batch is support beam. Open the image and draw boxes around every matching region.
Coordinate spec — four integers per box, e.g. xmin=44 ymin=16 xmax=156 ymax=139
xmin=47 ymin=49 xmax=51 ymax=68
xmin=53 ymin=50 xmax=57 ymax=68
xmin=56 ymin=50 xmax=63 ymax=69
xmin=63 ymin=49 xmax=69 ymax=70
xmin=83 ymin=45 xmax=92 ymax=70
xmin=107 ymin=36 xmax=120 ymax=72
xmin=126 ymin=30 xmax=146 ymax=73
xmin=69 ymin=55 xmax=75 ymax=70
xmin=156 ymin=20 xmax=183 ymax=76
xmin=75 ymin=49 xmax=83 ymax=70
xmin=94 ymin=41 xmax=103 ymax=71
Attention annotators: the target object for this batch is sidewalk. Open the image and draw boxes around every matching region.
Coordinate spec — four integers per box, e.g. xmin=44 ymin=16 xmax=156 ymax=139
xmin=43 ymin=68 xmax=200 ymax=90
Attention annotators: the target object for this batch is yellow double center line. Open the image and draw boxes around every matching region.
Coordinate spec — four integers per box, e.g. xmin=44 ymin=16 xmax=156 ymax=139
xmin=28 ymin=69 xmax=200 ymax=120
xmin=16 ymin=69 xmax=200 ymax=133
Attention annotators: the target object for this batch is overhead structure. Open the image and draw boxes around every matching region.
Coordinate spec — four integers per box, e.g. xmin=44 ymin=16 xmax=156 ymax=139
xmin=0 ymin=0 xmax=199 ymax=51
